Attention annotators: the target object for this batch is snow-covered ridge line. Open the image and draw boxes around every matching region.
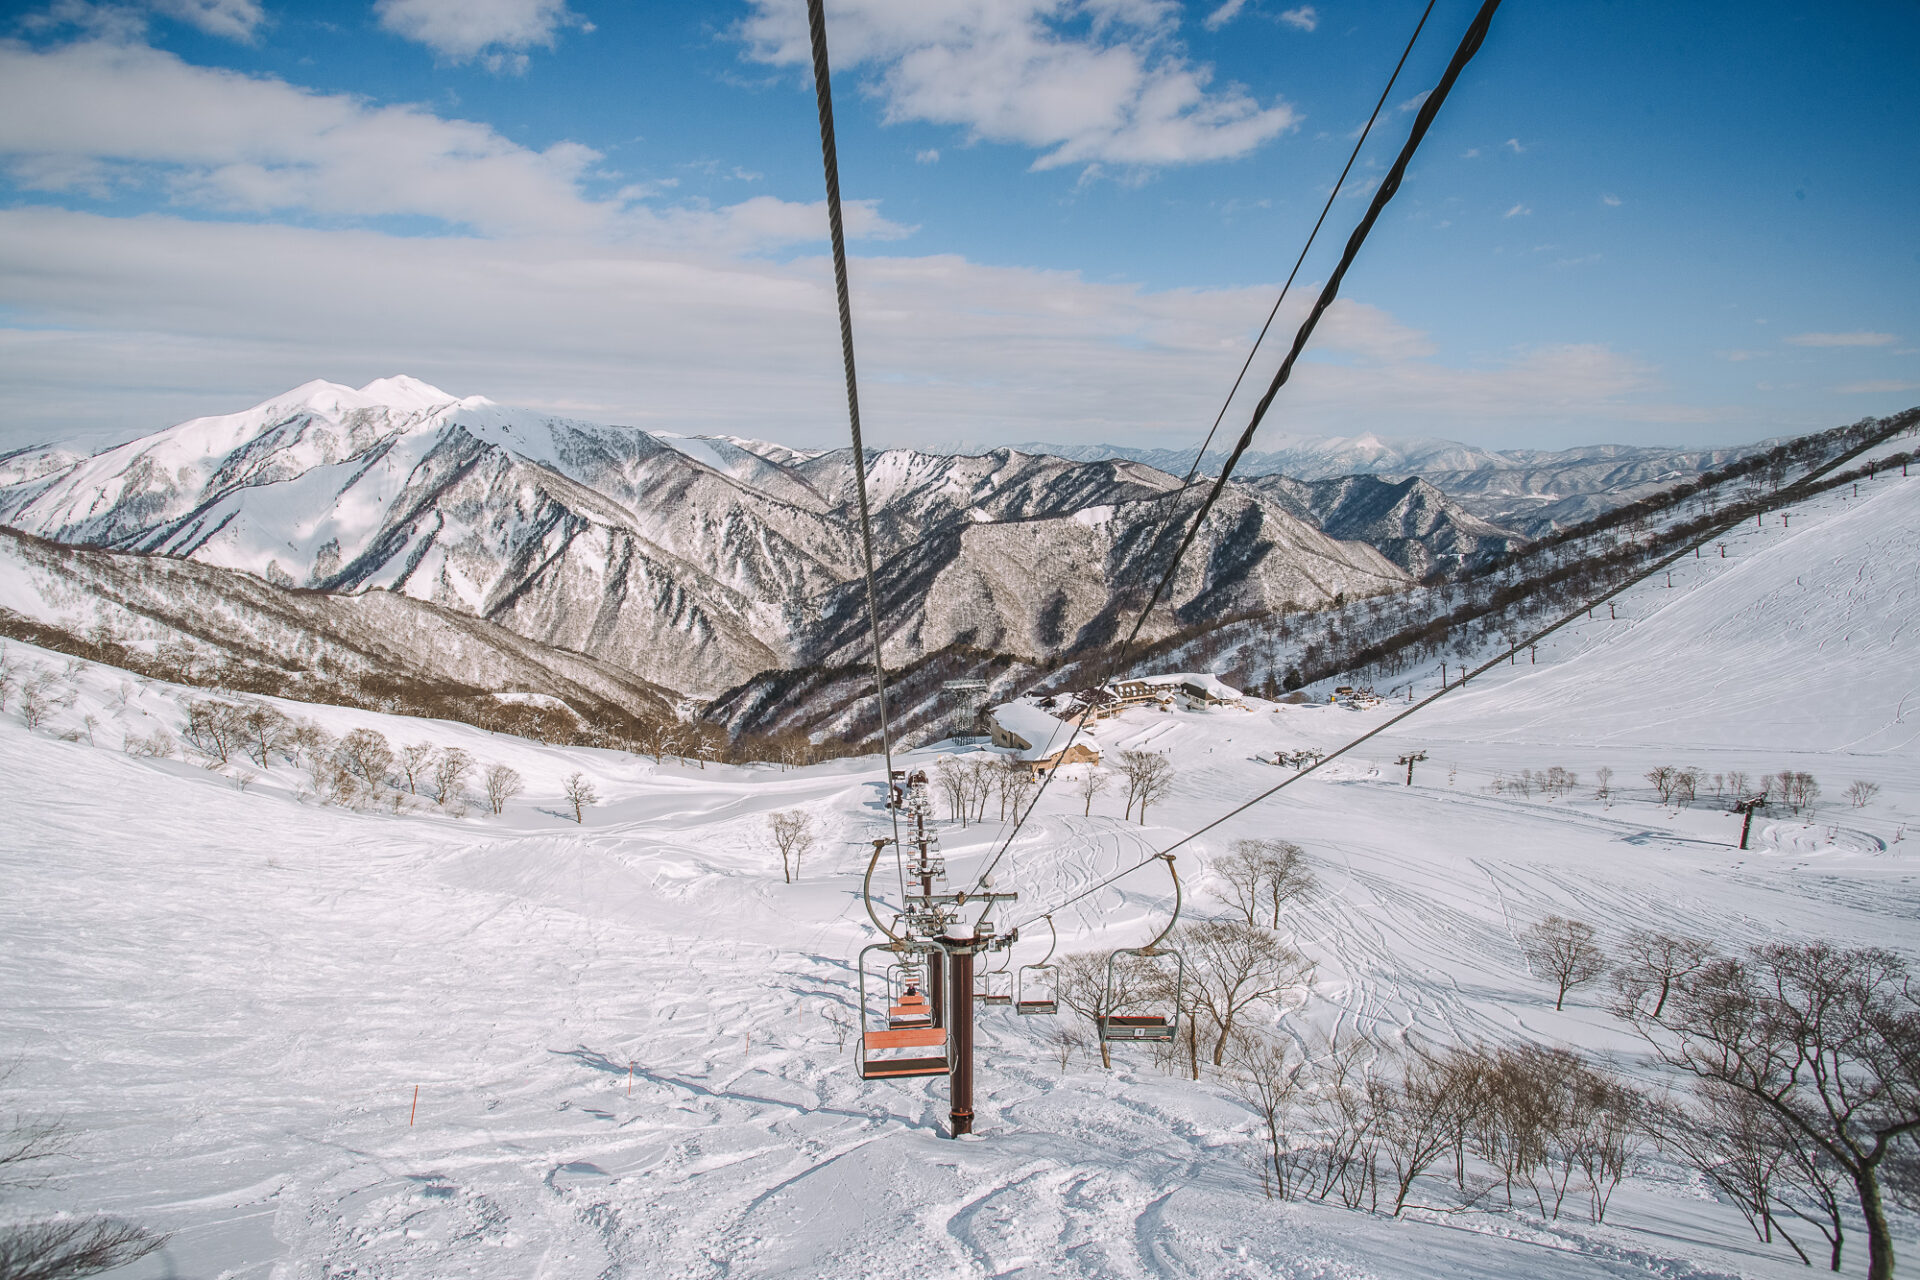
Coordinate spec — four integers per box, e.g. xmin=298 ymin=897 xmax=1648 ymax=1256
xmin=0 ymin=378 xmax=1419 ymax=698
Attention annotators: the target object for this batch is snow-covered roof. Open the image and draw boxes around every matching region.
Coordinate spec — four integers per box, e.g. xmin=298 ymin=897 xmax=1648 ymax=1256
xmin=987 ymin=702 xmax=1083 ymax=761
xmin=1174 ymin=672 xmax=1242 ymax=700
xmin=1116 ymin=672 xmax=1242 ymax=699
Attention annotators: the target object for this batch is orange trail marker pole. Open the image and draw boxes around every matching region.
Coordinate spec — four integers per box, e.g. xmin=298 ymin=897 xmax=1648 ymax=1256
xmin=410 ymin=1085 xmax=419 ymax=1126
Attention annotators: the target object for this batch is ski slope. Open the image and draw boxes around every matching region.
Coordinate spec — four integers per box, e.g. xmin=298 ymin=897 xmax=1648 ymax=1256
xmin=1 ymin=465 xmax=1916 ymax=1279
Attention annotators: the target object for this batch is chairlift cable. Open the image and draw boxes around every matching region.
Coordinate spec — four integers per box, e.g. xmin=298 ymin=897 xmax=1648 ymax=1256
xmin=966 ymin=0 xmax=1499 ymax=911
xmin=1007 ymin=414 xmax=1904 ymax=934
xmin=806 ymin=0 xmax=907 ymax=902
xmin=1169 ymin=0 xmax=1436 ymax=496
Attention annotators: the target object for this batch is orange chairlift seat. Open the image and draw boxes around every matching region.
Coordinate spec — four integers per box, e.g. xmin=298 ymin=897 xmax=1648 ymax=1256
xmin=859 ymin=944 xmax=949 ymax=1079
xmin=1016 ymin=914 xmax=1059 ymax=1015
xmin=1099 ymin=855 xmax=1187 ymax=1044
xmin=886 ymin=962 xmax=935 ymax=1027
xmin=977 ymin=954 xmax=1013 ymax=1006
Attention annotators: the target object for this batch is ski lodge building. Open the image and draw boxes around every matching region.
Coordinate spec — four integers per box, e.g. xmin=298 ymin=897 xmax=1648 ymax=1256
xmin=986 ymin=702 xmax=1101 ymax=775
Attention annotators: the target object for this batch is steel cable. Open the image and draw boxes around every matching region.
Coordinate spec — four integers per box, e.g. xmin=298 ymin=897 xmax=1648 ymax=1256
xmin=1009 ymin=405 xmax=1907 ymax=933
xmin=966 ymin=0 xmax=1500 ymax=911
xmin=806 ymin=0 xmax=907 ymax=902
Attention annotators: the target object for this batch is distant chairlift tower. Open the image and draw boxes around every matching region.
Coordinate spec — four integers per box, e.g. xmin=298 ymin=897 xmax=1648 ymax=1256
xmin=942 ymin=679 xmax=990 ymax=741
xmin=1396 ymin=750 xmax=1428 ymax=786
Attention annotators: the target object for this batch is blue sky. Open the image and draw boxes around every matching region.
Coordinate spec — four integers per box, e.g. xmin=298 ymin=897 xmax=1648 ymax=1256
xmin=0 ymin=0 xmax=1914 ymax=456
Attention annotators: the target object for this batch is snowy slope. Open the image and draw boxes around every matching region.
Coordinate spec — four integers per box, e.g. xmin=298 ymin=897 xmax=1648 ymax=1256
xmin=1405 ymin=455 xmax=1920 ymax=757
xmin=3 ymin=453 xmax=1916 ymax=1278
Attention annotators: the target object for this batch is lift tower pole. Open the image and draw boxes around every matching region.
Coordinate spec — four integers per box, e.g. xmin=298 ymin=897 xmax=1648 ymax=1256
xmin=1734 ymin=794 xmax=1766 ymax=850
xmin=1396 ymin=750 xmax=1428 ymax=786
xmin=917 ymin=807 xmax=945 ymax=1028
xmin=945 ymin=929 xmax=976 ymax=1136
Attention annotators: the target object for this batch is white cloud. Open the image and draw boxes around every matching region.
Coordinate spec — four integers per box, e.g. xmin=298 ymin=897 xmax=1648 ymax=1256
xmin=374 ymin=0 xmax=586 ymax=71
xmin=1462 ymin=147 xmax=1481 ymax=159
xmin=738 ymin=0 xmax=1299 ymax=171
xmin=0 ymin=206 xmax=1699 ymax=454
xmin=19 ymin=0 xmax=262 ymax=40
xmin=0 ymin=37 xmax=607 ymax=233
xmin=1202 ymin=0 xmax=1250 ymax=31
xmin=1504 ymin=137 xmax=1524 ymax=153
xmin=1835 ymin=380 xmax=1919 ymax=394
xmin=1601 ymin=193 xmax=1621 ymax=206
xmin=1785 ymin=331 xmax=1896 ymax=347
xmin=1277 ymin=6 xmax=1318 ymax=31
xmin=1503 ymin=203 xmax=1530 ymax=218
xmin=150 ymin=0 xmax=263 ymax=40
xmin=0 ymin=37 xmax=912 ymax=250
xmin=1396 ymin=90 xmax=1430 ymax=114
xmin=915 ymin=148 xmax=940 ymax=164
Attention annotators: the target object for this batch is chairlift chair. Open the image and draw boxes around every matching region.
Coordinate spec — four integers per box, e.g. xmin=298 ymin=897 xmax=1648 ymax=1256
xmin=886 ymin=961 xmax=934 ymax=1027
xmin=1099 ymin=855 xmax=1187 ymax=1044
xmin=1016 ymin=915 xmax=1059 ymax=1016
xmin=980 ymin=967 xmax=1013 ymax=1006
xmin=858 ymin=945 xmax=949 ymax=1079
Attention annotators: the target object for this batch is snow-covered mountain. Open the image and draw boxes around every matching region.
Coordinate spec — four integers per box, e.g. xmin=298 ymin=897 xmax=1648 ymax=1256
xmin=1244 ymin=473 xmax=1521 ymax=578
xmin=0 ymin=379 xmax=1408 ymax=697
xmin=1000 ymin=435 xmax=1764 ymax=531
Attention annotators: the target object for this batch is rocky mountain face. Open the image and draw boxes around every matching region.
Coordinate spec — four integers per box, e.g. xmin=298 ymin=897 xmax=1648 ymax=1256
xmin=0 ymin=379 xmax=1409 ymax=700
xmin=1245 ymin=473 xmax=1523 ymax=579
xmin=0 ymin=526 xmax=679 ymax=725
xmin=1004 ymin=437 xmax=1763 ymax=535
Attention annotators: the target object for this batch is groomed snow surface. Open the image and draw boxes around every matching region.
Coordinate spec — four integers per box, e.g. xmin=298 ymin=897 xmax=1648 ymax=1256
xmin=2 ymin=464 xmax=1917 ymax=1278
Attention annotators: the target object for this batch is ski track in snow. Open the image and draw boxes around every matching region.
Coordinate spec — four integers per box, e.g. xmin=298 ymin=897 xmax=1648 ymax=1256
xmin=1 ymin=461 xmax=1918 ymax=1277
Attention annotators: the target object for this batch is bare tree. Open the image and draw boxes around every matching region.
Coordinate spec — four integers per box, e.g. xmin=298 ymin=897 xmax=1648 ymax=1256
xmin=1611 ymin=929 xmax=1714 ymax=1021
xmin=1519 ymin=916 xmax=1607 ymax=1011
xmin=1625 ymin=942 xmax=1920 ymax=1279
xmin=1049 ymin=1025 xmax=1085 ymax=1071
xmin=1776 ymin=770 xmax=1821 ymax=814
xmin=230 ymin=704 xmax=285 ymax=768
xmin=432 ymin=747 xmax=473 ymax=807
xmin=1372 ymin=1047 xmax=1463 ymax=1215
xmin=1057 ymin=950 xmax=1150 ymax=1069
xmin=1846 ymin=780 xmax=1881 ymax=808
xmin=396 ymin=742 xmax=435 ymax=794
xmin=0 ymin=1115 xmax=166 ymax=1280
xmin=1594 ymin=765 xmax=1613 ymax=804
xmin=1072 ymin=766 xmax=1110 ymax=816
xmin=1117 ymin=749 xmax=1175 ymax=824
xmin=1225 ymin=1031 xmax=1304 ymax=1199
xmin=1004 ymin=762 xmax=1037 ymax=822
xmin=1177 ymin=920 xmax=1312 ymax=1069
xmin=336 ymin=728 xmax=393 ymax=790
xmin=767 ymin=809 xmax=815 ymax=884
xmin=964 ymin=755 xmax=996 ymax=823
xmin=483 ymin=763 xmax=523 ymax=816
xmin=934 ymin=754 xmax=968 ymax=824
xmin=1214 ymin=838 xmax=1314 ymax=929
xmin=1725 ymin=769 xmax=1750 ymax=804
xmin=563 ymin=772 xmax=597 ymax=823
xmin=182 ymin=699 xmax=245 ymax=763
xmin=1654 ymin=1085 xmax=1801 ymax=1257
xmin=1644 ymin=766 xmax=1678 ymax=804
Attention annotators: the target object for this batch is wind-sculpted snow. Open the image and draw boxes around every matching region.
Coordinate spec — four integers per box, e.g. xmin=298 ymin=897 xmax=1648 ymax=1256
xmin=1 ymin=380 xmax=1411 ymax=696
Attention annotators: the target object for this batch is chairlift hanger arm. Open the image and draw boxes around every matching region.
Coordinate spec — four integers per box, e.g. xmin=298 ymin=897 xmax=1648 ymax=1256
xmin=862 ymin=838 xmax=903 ymax=944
